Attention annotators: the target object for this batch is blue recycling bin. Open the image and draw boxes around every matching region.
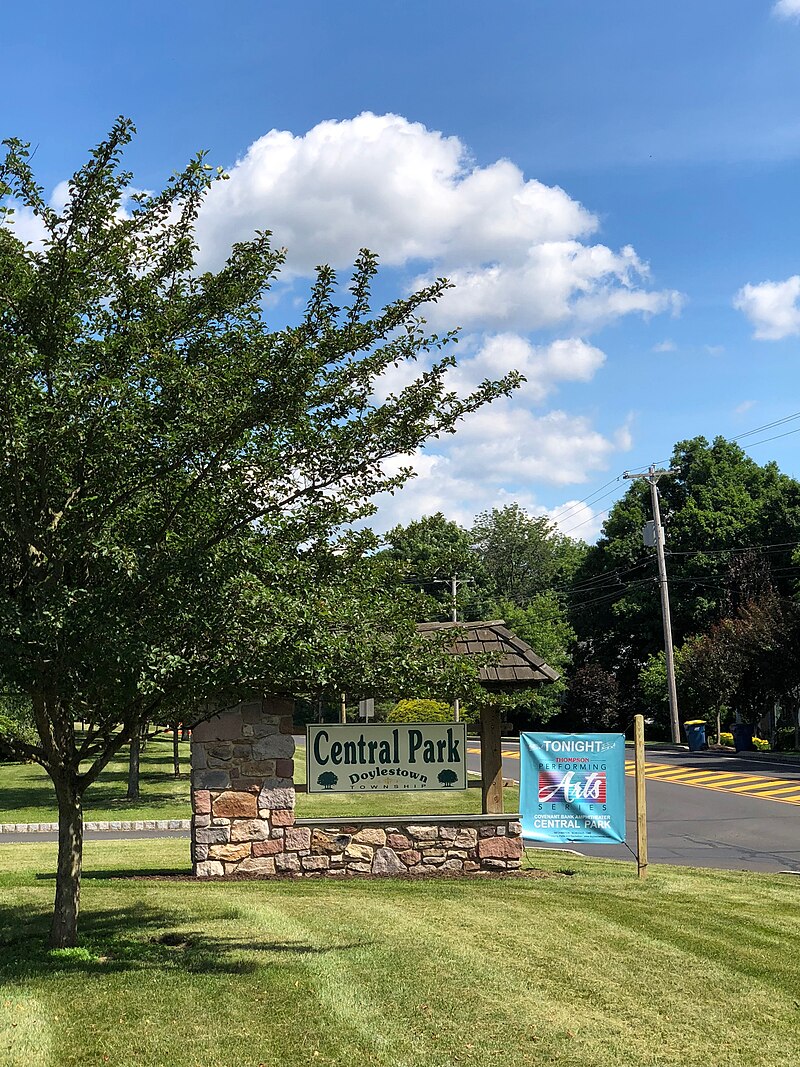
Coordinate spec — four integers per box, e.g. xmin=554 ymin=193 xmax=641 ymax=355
xmin=731 ymin=723 xmax=755 ymax=752
xmin=684 ymin=720 xmax=707 ymax=751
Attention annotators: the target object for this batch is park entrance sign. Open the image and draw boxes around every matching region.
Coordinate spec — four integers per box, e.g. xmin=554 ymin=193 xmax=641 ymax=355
xmin=306 ymin=723 xmax=468 ymax=793
xmin=519 ymin=732 xmax=626 ymax=844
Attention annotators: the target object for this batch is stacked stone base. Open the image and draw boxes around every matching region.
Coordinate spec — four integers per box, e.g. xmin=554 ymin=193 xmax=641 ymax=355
xmin=194 ymin=817 xmax=523 ymax=878
xmin=190 ymin=698 xmax=523 ymax=879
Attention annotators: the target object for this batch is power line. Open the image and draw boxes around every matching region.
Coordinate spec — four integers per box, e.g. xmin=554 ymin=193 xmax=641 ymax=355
xmin=666 ymin=540 xmax=800 ymax=558
xmin=547 ymin=476 xmax=622 ymax=526
xmin=567 ymin=575 xmax=659 ymax=610
xmin=557 ymin=556 xmax=655 ymax=595
xmin=731 ymin=410 xmax=800 ymax=442
xmin=558 ymin=507 xmax=613 ymax=539
xmin=737 ymin=424 xmax=800 ymax=451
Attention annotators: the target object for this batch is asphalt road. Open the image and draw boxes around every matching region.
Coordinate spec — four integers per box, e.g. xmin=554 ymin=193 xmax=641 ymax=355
xmin=471 ymin=739 xmax=800 ymax=873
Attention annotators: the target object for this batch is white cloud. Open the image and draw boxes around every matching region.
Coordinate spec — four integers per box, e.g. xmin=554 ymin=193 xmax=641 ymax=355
xmin=369 ymin=403 xmax=626 ymax=536
xmin=195 ymin=113 xmax=679 ymax=335
xmin=5 ymin=113 xmax=665 ymax=540
xmin=447 ymin=334 xmax=606 ymax=404
xmin=447 ymin=403 xmax=622 ymax=486
xmin=3 ymin=203 xmax=48 ymax=247
xmin=704 ymin=344 xmax=725 ymax=356
xmin=774 ymin=0 xmax=800 ymax=19
xmin=414 ymin=241 xmax=681 ymax=333
xmin=544 ymin=500 xmax=608 ymax=541
xmin=652 ymin=340 xmax=676 ymax=353
xmin=3 ymin=179 xmax=139 ymax=249
xmin=196 ymin=112 xmax=596 ymax=275
xmin=734 ymin=400 xmax=756 ymax=415
xmin=734 ymin=276 xmax=800 ymax=340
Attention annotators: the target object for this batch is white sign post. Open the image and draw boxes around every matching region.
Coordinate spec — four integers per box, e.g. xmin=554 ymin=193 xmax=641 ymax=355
xmin=306 ymin=722 xmax=467 ymax=793
xmin=358 ymin=698 xmax=375 ymax=721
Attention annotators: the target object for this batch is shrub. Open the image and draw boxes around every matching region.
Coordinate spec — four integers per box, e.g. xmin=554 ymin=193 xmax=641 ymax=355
xmin=387 ymin=699 xmax=455 ymax=724
xmin=719 ymin=731 xmax=770 ymax=751
xmin=776 ymin=726 xmax=799 ymax=752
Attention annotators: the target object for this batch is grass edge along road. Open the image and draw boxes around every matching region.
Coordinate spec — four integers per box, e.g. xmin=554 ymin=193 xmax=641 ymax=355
xmin=1 ymin=839 xmax=799 ymax=1067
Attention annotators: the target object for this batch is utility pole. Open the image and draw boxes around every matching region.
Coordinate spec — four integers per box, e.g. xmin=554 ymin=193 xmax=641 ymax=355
xmin=623 ymin=465 xmax=681 ymax=744
xmin=439 ymin=575 xmax=473 ymax=723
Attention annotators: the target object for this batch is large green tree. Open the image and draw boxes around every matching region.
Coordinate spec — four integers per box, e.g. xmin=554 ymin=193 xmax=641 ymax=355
xmin=382 ymin=513 xmax=487 ymax=619
xmin=471 ymin=504 xmax=586 ymax=608
xmin=0 ymin=120 xmax=516 ymax=945
xmin=571 ymin=436 xmax=800 ymax=703
xmin=489 ymin=593 xmax=575 ymax=724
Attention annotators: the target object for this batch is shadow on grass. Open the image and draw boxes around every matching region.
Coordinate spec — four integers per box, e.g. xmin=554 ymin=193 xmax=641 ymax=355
xmin=0 ymin=901 xmax=370 ymax=980
xmin=0 ymin=735 xmax=191 ymax=819
xmin=35 ymin=868 xmax=190 ymax=880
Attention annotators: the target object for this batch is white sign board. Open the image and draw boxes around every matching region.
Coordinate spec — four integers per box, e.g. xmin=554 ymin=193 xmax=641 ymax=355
xmin=306 ymin=722 xmax=468 ymax=793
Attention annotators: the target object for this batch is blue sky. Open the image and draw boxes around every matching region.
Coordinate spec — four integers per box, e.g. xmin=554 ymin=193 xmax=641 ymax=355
xmin=4 ymin=1 xmax=800 ymax=538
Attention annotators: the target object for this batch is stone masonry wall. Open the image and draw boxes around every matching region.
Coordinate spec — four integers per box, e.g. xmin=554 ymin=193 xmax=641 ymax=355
xmin=190 ymin=698 xmax=523 ymax=877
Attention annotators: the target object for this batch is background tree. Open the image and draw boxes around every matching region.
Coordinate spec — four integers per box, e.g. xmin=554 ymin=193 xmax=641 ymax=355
xmin=562 ymin=663 xmax=621 ymax=731
xmin=638 ymin=639 xmax=718 ymax=737
xmin=471 ymin=504 xmax=586 ymax=608
xmin=571 ymin=436 xmax=800 ymax=717
xmin=0 ymin=121 xmax=516 ymax=946
xmin=489 ymin=593 xmax=575 ymax=725
xmin=382 ymin=513 xmax=487 ymax=619
xmin=387 ymin=698 xmax=457 ymax=723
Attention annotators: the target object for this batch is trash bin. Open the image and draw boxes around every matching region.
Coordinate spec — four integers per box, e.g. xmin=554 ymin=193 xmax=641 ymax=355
xmin=731 ymin=723 xmax=755 ymax=752
xmin=684 ymin=720 xmax=707 ymax=752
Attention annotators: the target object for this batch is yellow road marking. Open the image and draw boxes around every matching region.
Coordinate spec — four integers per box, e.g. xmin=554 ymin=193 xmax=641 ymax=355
xmin=747 ymin=784 xmax=800 ymax=797
xmin=468 ymin=747 xmax=520 ymax=759
xmin=623 ymin=759 xmax=800 ymax=806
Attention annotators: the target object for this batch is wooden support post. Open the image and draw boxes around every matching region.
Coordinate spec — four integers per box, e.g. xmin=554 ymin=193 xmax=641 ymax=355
xmin=340 ymin=692 xmax=347 ymax=724
xmin=480 ymin=706 xmax=504 ymax=814
xmin=634 ymin=713 xmax=648 ymax=879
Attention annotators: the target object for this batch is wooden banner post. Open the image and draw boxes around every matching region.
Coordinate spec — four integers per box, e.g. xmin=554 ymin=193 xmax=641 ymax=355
xmin=634 ymin=713 xmax=648 ymax=879
xmin=480 ymin=706 xmax=504 ymax=814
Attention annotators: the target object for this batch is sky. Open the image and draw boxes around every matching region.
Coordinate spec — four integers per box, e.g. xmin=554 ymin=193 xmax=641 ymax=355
xmin=3 ymin=0 xmax=800 ymax=541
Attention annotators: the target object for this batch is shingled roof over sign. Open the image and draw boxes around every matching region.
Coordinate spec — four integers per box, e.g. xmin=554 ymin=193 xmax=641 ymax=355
xmin=417 ymin=620 xmax=559 ymax=687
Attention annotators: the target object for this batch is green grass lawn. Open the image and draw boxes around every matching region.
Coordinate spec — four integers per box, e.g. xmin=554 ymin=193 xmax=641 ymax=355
xmin=1 ymin=839 xmax=799 ymax=1066
xmin=1 ymin=740 xmax=520 ymax=823
xmin=0 ymin=733 xmax=193 ymax=824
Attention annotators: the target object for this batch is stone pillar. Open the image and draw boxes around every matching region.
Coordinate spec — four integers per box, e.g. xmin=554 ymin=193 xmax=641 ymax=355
xmin=190 ymin=696 xmax=295 ymax=877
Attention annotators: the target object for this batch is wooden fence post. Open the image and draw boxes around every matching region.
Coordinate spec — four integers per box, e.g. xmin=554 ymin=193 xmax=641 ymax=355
xmin=634 ymin=713 xmax=648 ymax=879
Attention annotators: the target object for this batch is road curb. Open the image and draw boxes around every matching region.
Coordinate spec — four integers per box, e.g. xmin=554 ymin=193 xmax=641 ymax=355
xmin=0 ymin=819 xmax=190 ymax=834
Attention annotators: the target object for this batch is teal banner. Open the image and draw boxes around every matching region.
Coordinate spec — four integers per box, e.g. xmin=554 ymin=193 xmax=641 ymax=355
xmin=520 ymin=732 xmax=626 ymax=844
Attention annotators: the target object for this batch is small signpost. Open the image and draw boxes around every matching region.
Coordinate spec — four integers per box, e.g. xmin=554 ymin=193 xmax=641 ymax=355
xmin=306 ymin=722 xmax=467 ymax=793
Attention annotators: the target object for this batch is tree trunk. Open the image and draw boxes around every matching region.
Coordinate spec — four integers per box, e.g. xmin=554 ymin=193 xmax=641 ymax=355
xmin=127 ymin=726 xmax=140 ymax=801
xmin=716 ymin=709 xmax=722 ymax=745
xmin=50 ymin=776 xmax=83 ymax=948
xmin=172 ymin=721 xmax=180 ymax=778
